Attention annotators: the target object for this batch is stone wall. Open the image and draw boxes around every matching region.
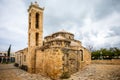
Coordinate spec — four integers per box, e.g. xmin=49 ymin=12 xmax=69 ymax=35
xmin=22 ymin=48 xmax=28 ymax=66
xmin=92 ymin=59 xmax=120 ymax=65
xmin=15 ymin=48 xmax=28 ymax=67
xmin=83 ymin=48 xmax=91 ymax=65
xmin=36 ymin=48 xmax=63 ymax=79
xmin=27 ymin=2 xmax=44 ymax=73
xmin=62 ymin=49 xmax=81 ymax=74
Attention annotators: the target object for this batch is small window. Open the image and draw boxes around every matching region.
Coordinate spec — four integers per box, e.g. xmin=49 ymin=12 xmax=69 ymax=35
xmin=29 ymin=13 xmax=31 ymax=29
xmin=80 ymin=50 xmax=83 ymax=61
xmin=62 ymin=56 xmax=64 ymax=61
xmin=69 ymin=36 xmax=71 ymax=39
xmin=29 ymin=22 xmax=31 ymax=29
xmin=36 ymin=33 xmax=39 ymax=46
xmin=24 ymin=55 xmax=26 ymax=61
xmin=29 ymin=33 xmax=30 ymax=46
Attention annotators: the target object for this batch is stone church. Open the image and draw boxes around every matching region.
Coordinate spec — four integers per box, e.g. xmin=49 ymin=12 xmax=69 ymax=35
xmin=15 ymin=2 xmax=91 ymax=79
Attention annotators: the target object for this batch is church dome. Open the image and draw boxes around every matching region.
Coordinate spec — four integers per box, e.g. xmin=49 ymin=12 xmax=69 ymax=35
xmin=70 ymin=41 xmax=80 ymax=47
xmin=52 ymin=29 xmax=74 ymax=36
xmin=54 ymin=35 xmax=66 ymax=39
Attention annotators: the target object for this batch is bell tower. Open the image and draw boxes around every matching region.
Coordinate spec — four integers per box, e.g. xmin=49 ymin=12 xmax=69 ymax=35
xmin=27 ymin=2 xmax=44 ymax=73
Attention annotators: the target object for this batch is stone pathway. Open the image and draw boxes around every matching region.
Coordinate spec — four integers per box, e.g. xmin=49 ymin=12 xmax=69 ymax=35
xmin=64 ymin=64 xmax=120 ymax=80
xmin=14 ymin=69 xmax=51 ymax=80
xmin=0 ymin=64 xmax=21 ymax=80
xmin=0 ymin=63 xmax=120 ymax=80
xmin=0 ymin=63 xmax=50 ymax=80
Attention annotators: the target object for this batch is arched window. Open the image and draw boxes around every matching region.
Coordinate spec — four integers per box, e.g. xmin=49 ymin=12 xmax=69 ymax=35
xmin=29 ymin=13 xmax=31 ymax=29
xmin=80 ymin=50 xmax=83 ymax=61
xmin=36 ymin=13 xmax=39 ymax=29
xmin=36 ymin=33 xmax=39 ymax=46
xmin=24 ymin=55 xmax=26 ymax=61
xmin=29 ymin=33 xmax=30 ymax=46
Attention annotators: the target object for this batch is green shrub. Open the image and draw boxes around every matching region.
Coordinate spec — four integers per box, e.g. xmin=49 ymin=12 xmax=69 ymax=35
xmin=14 ymin=63 xmax=19 ymax=67
xmin=19 ymin=65 xmax=28 ymax=71
xmin=60 ymin=72 xmax=70 ymax=79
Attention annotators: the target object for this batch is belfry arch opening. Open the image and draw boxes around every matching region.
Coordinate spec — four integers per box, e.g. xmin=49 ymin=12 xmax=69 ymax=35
xmin=36 ymin=13 xmax=39 ymax=29
xmin=36 ymin=33 xmax=39 ymax=46
xmin=29 ymin=13 xmax=31 ymax=29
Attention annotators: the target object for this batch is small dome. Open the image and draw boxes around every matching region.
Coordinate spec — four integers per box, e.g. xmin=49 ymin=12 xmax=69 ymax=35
xmin=58 ymin=29 xmax=67 ymax=32
xmin=52 ymin=29 xmax=74 ymax=36
xmin=54 ymin=35 xmax=66 ymax=39
xmin=44 ymin=34 xmax=52 ymax=39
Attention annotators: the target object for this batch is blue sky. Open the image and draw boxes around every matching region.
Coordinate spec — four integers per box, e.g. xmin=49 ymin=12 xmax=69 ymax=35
xmin=0 ymin=0 xmax=120 ymax=52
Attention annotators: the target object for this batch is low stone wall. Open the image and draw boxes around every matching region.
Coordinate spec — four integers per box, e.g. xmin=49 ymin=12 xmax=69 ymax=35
xmin=92 ymin=59 xmax=120 ymax=65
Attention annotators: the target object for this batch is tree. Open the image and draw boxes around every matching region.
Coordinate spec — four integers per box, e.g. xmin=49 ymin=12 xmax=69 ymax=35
xmin=91 ymin=47 xmax=120 ymax=60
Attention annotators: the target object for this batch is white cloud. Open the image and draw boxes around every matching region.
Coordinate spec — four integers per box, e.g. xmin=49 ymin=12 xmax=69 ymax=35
xmin=79 ymin=11 xmax=120 ymax=49
xmin=0 ymin=0 xmax=120 ymax=52
xmin=0 ymin=0 xmax=27 ymax=51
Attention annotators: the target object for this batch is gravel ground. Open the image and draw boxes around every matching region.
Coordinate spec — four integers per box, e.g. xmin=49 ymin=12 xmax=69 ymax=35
xmin=0 ymin=63 xmax=21 ymax=80
xmin=65 ymin=64 xmax=120 ymax=80
xmin=0 ymin=64 xmax=50 ymax=80
xmin=0 ymin=63 xmax=120 ymax=80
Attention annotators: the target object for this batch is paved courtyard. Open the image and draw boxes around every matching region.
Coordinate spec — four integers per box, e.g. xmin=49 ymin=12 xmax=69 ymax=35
xmin=67 ymin=64 xmax=120 ymax=80
xmin=0 ymin=63 xmax=120 ymax=80
xmin=0 ymin=63 xmax=21 ymax=80
xmin=0 ymin=63 xmax=50 ymax=80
